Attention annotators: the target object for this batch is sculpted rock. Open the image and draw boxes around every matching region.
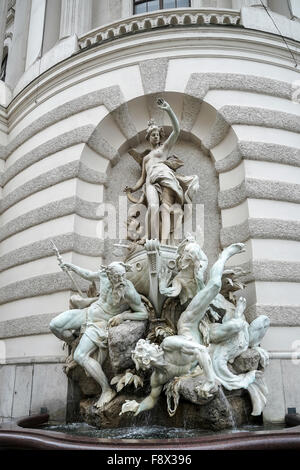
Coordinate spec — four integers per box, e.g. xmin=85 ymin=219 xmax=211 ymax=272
xmin=231 ymin=348 xmax=261 ymax=374
xmin=108 ymin=320 xmax=148 ymax=374
xmin=80 ymin=389 xmax=255 ymax=432
xmin=171 ymin=373 xmax=218 ymax=407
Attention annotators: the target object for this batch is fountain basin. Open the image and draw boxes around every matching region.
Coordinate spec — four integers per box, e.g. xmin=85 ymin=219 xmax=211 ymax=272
xmin=1 ymin=414 xmax=300 ymax=450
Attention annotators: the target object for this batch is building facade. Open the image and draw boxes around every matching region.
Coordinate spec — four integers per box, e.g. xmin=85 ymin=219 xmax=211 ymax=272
xmin=0 ymin=0 xmax=299 ymax=423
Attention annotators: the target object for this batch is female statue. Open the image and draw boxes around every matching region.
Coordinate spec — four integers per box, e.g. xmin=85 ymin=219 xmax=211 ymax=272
xmin=124 ymin=98 xmax=199 ymax=245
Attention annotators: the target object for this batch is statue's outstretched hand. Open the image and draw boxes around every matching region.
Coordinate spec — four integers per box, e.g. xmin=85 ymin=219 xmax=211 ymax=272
xmin=59 ymin=261 xmax=72 ymax=273
xmin=157 ymin=97 xmax=170 ymax=111
xmin=159 ymin=266 xmax=173 ymax=287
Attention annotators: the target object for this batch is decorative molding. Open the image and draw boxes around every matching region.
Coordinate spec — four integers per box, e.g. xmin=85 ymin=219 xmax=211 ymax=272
xmin=215 ymin=142 xmax=300 ymax=173
xmin=78 ymin=8 xmax=241 ymax=49
xmin=246 ymin=304 xmax=300 ymax=327
xmin=3 ymin=73 xmax=294 ymax=183
xmin=0 ymin=272 xmax=90 ymax=305
xmin=88 ymin=130 xmax=120 ymax=166
xmin=219 ymin=106 xmax=300 ymax=134
xmin=3 ymin=356 xmax=66 ymax=364
xmin=221 ymin=218 xmax=300 ymax=247
xmin=139 ymin=57 xmax=169 ymax=123
xmin=139 ymin=58 xmax=169 ymax=95
xmin=0 ymin=126 xmax=95 ymax=185
xmin=0 ymin=161 xmax=107 ymax=214
xmin=1 ymin=86 xmax=132 ymax=162
xmin=4 ymin=20 xmax=299 ymax=126
xmin=0 ymin=313 xmax=56 ymax=339
xmin=0 ymin=197 xmax=103 ymax=243
xmin=237 ymin=260 xmax=300 ymax=284
xmin=184 ymin=72 xmax=293 ymax=102
xmin=0 ymin=233 xmax=104 ymax=273
xmin=252 ymin=260 xmax=300 ymax=283
xmin=218 ymin=178 xmax=300 ymax=209
xmin=201 ymin=113 xmax=229 ymax=150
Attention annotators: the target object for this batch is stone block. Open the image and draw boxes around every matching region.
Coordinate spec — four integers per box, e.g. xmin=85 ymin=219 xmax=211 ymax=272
xmin=281 ymin=359 xmax=300 ymax=414
xmin=30 ymin=363 xmax=68 ymax=422
xmin=0 ymin=365 xmax=15 ymax=418
xmin=12 ymin=365 xmax=33 ymax=418
xmin=263 ymin=359 xmax=285 ymax=423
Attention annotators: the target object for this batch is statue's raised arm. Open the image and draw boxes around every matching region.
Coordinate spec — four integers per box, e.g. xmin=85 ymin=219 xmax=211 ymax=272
xmin=156 ymin=98 xmax=180 ymax=153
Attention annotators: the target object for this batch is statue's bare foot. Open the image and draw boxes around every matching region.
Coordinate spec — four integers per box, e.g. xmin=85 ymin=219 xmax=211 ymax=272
xmin=94 ymin=389 xmax=117 ymax=409
xmin=223 ymin=243 xmax=245 ymax=259
xmin=119 ymin=400 xmax=140 ymax=416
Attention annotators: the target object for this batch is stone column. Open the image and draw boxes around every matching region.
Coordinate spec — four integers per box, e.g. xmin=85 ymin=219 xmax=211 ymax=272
xmin=5 ymin=0 xmax=31 ymax=90
xmin=191 ymin=0 xmax=218 ymax=7
xmin=59 ymin=0 xmax=92 ymax=39
xmin=122 ymin=0 xmax=132 ymax=18
xmin=25 ymin=0 xmax=47 ymax=70
xmin=0 ymin=0 xmax=8 ymax=65
xmin=289 ymin=0 xmax=300 ymax=19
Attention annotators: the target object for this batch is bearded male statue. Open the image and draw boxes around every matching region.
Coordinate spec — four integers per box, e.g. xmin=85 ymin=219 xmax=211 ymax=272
xmin=50 ymin=261 xmax=148 ymax=408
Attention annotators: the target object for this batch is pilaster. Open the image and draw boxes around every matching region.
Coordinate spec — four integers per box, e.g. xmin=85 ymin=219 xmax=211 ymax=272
xmin=0 ymin=0 xmax=8 ymax=65
xmin=5 ymin=0 xmax=31 ymax=90
xmin=59 ymin=0 xmax=92 ymax=39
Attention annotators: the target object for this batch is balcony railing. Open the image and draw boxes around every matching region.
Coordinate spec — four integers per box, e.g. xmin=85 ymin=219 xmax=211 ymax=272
xmin=78 ymin=8 xmax=241 ymax=49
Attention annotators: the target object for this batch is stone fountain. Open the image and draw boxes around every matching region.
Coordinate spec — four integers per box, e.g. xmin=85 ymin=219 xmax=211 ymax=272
xmin=49 ymin=98 xmax=270 ymax=434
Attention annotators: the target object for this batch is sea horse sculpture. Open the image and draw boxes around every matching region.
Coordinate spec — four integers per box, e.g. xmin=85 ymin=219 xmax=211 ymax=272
xmin=121 ymin=243 xmax=245 ymax=416
xmin=121 ymin=239 xmax=270 ymax=418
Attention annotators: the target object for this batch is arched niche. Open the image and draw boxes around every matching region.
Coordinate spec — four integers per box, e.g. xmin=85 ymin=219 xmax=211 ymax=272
xmin=81 ymin=91 xmax=240 ymax=270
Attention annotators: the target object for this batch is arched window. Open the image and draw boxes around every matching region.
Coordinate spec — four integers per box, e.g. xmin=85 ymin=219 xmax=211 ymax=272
xmin=134 ymin=0 xmax=191 ymax=15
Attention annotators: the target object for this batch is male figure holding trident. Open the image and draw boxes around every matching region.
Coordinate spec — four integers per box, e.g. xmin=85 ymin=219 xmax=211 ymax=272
xmin=49 ymin=251 xmax=148 ymax=409
xmin=121 ymin=242 xmax=245 ymax=416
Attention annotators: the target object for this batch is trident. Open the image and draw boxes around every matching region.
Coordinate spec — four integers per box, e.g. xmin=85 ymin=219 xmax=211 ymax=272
xmin=50 ymin=240 xmax=84 ymax=297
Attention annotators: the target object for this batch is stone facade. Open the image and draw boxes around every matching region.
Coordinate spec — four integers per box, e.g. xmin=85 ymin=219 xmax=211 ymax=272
xmin=0 ymin=0 xmax=299 ymax=424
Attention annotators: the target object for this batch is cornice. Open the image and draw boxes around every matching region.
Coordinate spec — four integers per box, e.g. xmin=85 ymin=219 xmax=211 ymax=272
xmin=78 ymin=7 xmax=241 ymax=49
xmin=5 ymin=26 xmax=300 ymax=130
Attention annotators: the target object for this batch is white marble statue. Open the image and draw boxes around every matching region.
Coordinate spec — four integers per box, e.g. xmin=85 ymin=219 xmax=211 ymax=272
xmin=124 ymin=98 xmax=199 ymax=244
xmin=121 ymin=243 xmax=245 ymax=416
xmin=209 ymin=297 xmax=270 ymax=415
xmin=159 ymin=234 xmax=208 ymax=305
xmin=159 ymin=234 xmax=237 ymax=342
xmin=50 ymin=260 xmax=148 ymax=408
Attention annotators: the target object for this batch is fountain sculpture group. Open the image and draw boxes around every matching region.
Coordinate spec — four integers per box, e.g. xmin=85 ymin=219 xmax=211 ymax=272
xmin=49 ymin=99 xmax=270 ymax=431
